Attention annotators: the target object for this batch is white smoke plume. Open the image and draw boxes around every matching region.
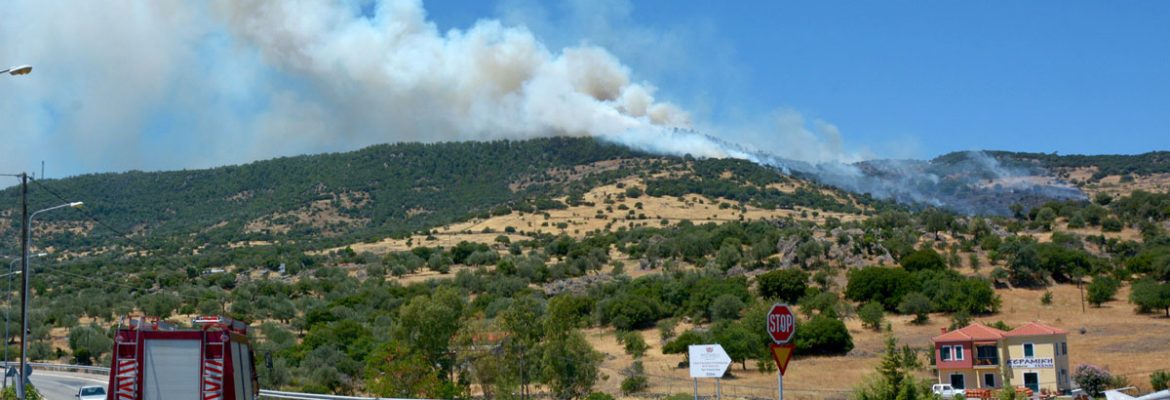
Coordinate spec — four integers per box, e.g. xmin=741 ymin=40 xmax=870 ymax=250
xmin=0 ymin=0 xmax=860 ymax=176
xmin=211 ymin=0 xmax=708 ymax=153
xmin=0 ymin=0 xmax=1084 ymax=215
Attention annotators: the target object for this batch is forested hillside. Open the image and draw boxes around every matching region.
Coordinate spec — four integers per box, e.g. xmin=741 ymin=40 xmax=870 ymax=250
xmin=2 ymin=138 xmax=1170 ymax=398
xmin=0 ymin=138 xmax=651 ymax=254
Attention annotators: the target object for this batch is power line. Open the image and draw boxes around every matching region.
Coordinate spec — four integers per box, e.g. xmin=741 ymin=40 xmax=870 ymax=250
xmin=28 ymin=177 xmax=157 ymax=255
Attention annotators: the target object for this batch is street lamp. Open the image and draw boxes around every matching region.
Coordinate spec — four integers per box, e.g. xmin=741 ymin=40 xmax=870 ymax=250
xmin=17 ymin=202 xmax=82 ymax=399
xmin=1 ymin=65 xmax=32 ymax=76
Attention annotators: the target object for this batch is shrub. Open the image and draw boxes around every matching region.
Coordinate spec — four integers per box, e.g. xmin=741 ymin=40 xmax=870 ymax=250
xmin=585 ymin=393 xmax=615 ymax=400
xmin=618 ymin=331 xmax=648 ymax=359
xmin=795 ymin=315 xmax=853 ymax=355
xmin=1129 ymin=279 xmax=1170 ymax=317
xmin=1102 ymin=218 xmax=1124 ymax=232
xmin=599 ymin=294 xmax=663 ymax=330
xmin=898 ymin=292 xmax=932 ymax=324
xmin=858 ymin=302 xmax=885 ymax=331
xmin=663 ymin=330 xmax=711 ymax=358
xmin=900 ymin=248 xmax=947 ymax=272
xmin=949 ymin=310 xmax=972 ymax=330
xmin=846 ymin=266 xmax=914 ymax=310
xmin=1087 ymin=276 xmax=1121 ymax=307
xmin=1152 ymin=370 xmax=1170 ymax=391
xmin=756 ymin=269 xmax=809 ymax=302
xmin=709 ymin=294 xmax=746 ymax=322
xmin=0 ymin=384 xmax=43 ymax=400
xmin=620 ymin=361 xmax=648 ymax=395
xmin=657 ymin=318 xmax=678 ymax=341
xmin=1073 ymin=364 xmax=1113 ymax=397
xmin=1041 ymin=290 xmax=1053 ymax=305
xmin=620 ymin=375 xmax=648 ymax=395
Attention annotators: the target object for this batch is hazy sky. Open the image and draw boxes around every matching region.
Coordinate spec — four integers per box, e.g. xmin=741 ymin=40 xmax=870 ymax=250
xmin=1 ymin=0 xmax=1167 ymax=178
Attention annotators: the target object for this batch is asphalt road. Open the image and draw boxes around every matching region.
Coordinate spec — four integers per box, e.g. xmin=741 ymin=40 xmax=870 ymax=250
xmin=27 ymin=371 xmax=107 ymax=400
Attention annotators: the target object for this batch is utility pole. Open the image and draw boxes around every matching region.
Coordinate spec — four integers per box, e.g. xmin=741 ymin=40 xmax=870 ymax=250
xmin=16 ymin=173 xmax=27 ymax=400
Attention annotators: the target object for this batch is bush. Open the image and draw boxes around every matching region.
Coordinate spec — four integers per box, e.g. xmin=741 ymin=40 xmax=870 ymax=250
xmin=1152 ymin=370 xmax=1170 ymax=391
xmin=1041 ymin=290 xmax=1053 ymax=305
xmin=617 ymin=331 xmax=648 ymax=359
xmin=709 ymin=294 xmax=746 ymax=322
xmin=898 ymin=292 xmax=932 ymax=324
xmin=585 ymin=393 xmax=615 ymax=400
xmin=620 ymin=375 xmax=648 ymax=395
xmin=949 ymin=310 xmax=972 ymax=330
xmin=1102 ymin=218 xmax=1124 ymax=232
xmin=900 ymin=248 xmax=947 ymax=272
xmin=795 ymin=315 xmax=853 ymax=356
xmin=1129 ymin=279 xmax=1170 ymax=317
xmin=1087 ymin=276 xmax=1121 ymax=307
xmin=657 ymin=318 xmax=678 ymax=340
xmin=1073 ymin=364 xmax=1114 ymax=397
xmin=0 ymin=384 xmax=43 ymax=400
xmin=599 ymin=294 xmax=663 ymax=330
xmin=756 ymin=269 xmax=809 ymax=302
xmin=858 ymin=302 xmax=884 ymax=331
xmin=846 ymin=266 xmax=914 ymax=310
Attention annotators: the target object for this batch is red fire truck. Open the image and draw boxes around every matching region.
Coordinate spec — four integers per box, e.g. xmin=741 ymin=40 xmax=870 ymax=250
xmin=107 ymin=316 xmax=258 ymax=400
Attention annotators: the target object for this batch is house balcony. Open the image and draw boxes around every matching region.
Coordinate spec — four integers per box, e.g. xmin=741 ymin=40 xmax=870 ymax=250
xmin=974 ymin=356 xmax=1000 ymax=367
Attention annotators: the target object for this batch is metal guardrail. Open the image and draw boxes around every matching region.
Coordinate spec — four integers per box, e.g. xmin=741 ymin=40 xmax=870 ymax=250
xmin=257 ymin=390 xmax=426 ymax=400
xmin=28 ymin=362 xmax=111 ymax=375
xmin=8 ymin=362 xmax=425 ymax=400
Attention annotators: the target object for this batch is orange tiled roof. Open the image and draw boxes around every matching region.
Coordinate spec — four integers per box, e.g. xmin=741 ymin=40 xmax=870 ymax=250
xmin=1005 ymin=322 xmax=1068 ymax=337
xmin=932 ymin=323 xmax=1008 ymax=342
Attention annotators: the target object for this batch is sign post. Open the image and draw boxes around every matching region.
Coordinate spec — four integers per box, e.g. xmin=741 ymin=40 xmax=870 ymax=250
xmin=767 ymin=303 xmax=796 ymax=400
xmin=688 ymin=344 xmax=732 ymax=400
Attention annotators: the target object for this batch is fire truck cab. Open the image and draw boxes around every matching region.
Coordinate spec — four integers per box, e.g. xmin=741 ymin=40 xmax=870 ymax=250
xmin=107 ymin=316 xmax=258 ymax=400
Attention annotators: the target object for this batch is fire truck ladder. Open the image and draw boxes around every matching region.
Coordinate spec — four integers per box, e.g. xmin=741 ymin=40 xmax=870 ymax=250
xmin=114 ymin=316 xmax=144 ymax=400
xmin=197 ymin=316 xmax=231 ymax=400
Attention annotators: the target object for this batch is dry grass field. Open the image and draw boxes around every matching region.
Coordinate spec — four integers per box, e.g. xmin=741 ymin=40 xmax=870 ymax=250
xmin=584 ymin=282 xmax=1170 ymax=400
xmin=335 ymin=176 xmax=866 ymax=256
xmin=313 ymin=175 xmax=1169 ymax=399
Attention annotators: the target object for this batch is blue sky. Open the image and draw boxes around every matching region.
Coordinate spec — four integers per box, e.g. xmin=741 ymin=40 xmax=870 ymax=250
xmin=425 ymin=0 xmax=1170 ymax=158
xmin=1 ymin=1 xmax=1168 ymax=177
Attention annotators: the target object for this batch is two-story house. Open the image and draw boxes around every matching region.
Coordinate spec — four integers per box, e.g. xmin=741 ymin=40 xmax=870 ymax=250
xmin=932 ymin=323 xmax=1009 ymax=391
xmin=932 ymin=322 xmax=1071 ymax=394
xmin=1002 ymin=322 xmax=1071 ymax=393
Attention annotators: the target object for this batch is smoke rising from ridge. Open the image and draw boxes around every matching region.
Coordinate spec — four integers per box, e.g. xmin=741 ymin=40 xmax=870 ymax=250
xmin=1 ymin=0 xmax=861 ymax=174
xmin=212 ymin=0 xmax=700 ymax=151
xmin=0 ymin=0 xmax=1083 ymax=214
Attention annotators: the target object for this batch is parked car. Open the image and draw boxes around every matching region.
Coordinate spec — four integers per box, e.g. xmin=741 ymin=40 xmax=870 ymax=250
xmin=76 ymin=385 xmax=106 ymax=400
xmin=933 ymin=383 xmax=966 ymax=399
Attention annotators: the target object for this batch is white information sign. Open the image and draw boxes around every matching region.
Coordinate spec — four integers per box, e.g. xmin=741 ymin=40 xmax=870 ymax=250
xmin=689 ymin=344 xmax=732 ymax=378
xmin=1009 ymin=358 xmax=1055 ymax=369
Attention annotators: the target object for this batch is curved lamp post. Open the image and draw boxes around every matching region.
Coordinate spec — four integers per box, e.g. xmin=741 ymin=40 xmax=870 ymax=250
xmin=1 ymin=65 xmax=32 ymax=76
xmin=17 ymin=202 xmax=82 ymax=399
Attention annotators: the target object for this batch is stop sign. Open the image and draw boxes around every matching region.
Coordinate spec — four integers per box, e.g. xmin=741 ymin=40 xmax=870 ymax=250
xmin=766 ymin=303 xmax=796 ymax=344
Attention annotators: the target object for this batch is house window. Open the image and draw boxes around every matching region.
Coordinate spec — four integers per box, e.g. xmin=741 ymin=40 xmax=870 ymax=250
xmin=1061 ymin=342 xmax=1068 ymax=355
xmin=955 ymin=345 xmax=965 ymax=360
xmin=941 ymin=346 xmax=952 ymax=361
xmin=951 ymin=373 xmax=966 ymax=390
xmin=1023 ymin=343 xmax=1034 ymax=358
xmin=984 ymin=373 xmax=996 ymax=388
